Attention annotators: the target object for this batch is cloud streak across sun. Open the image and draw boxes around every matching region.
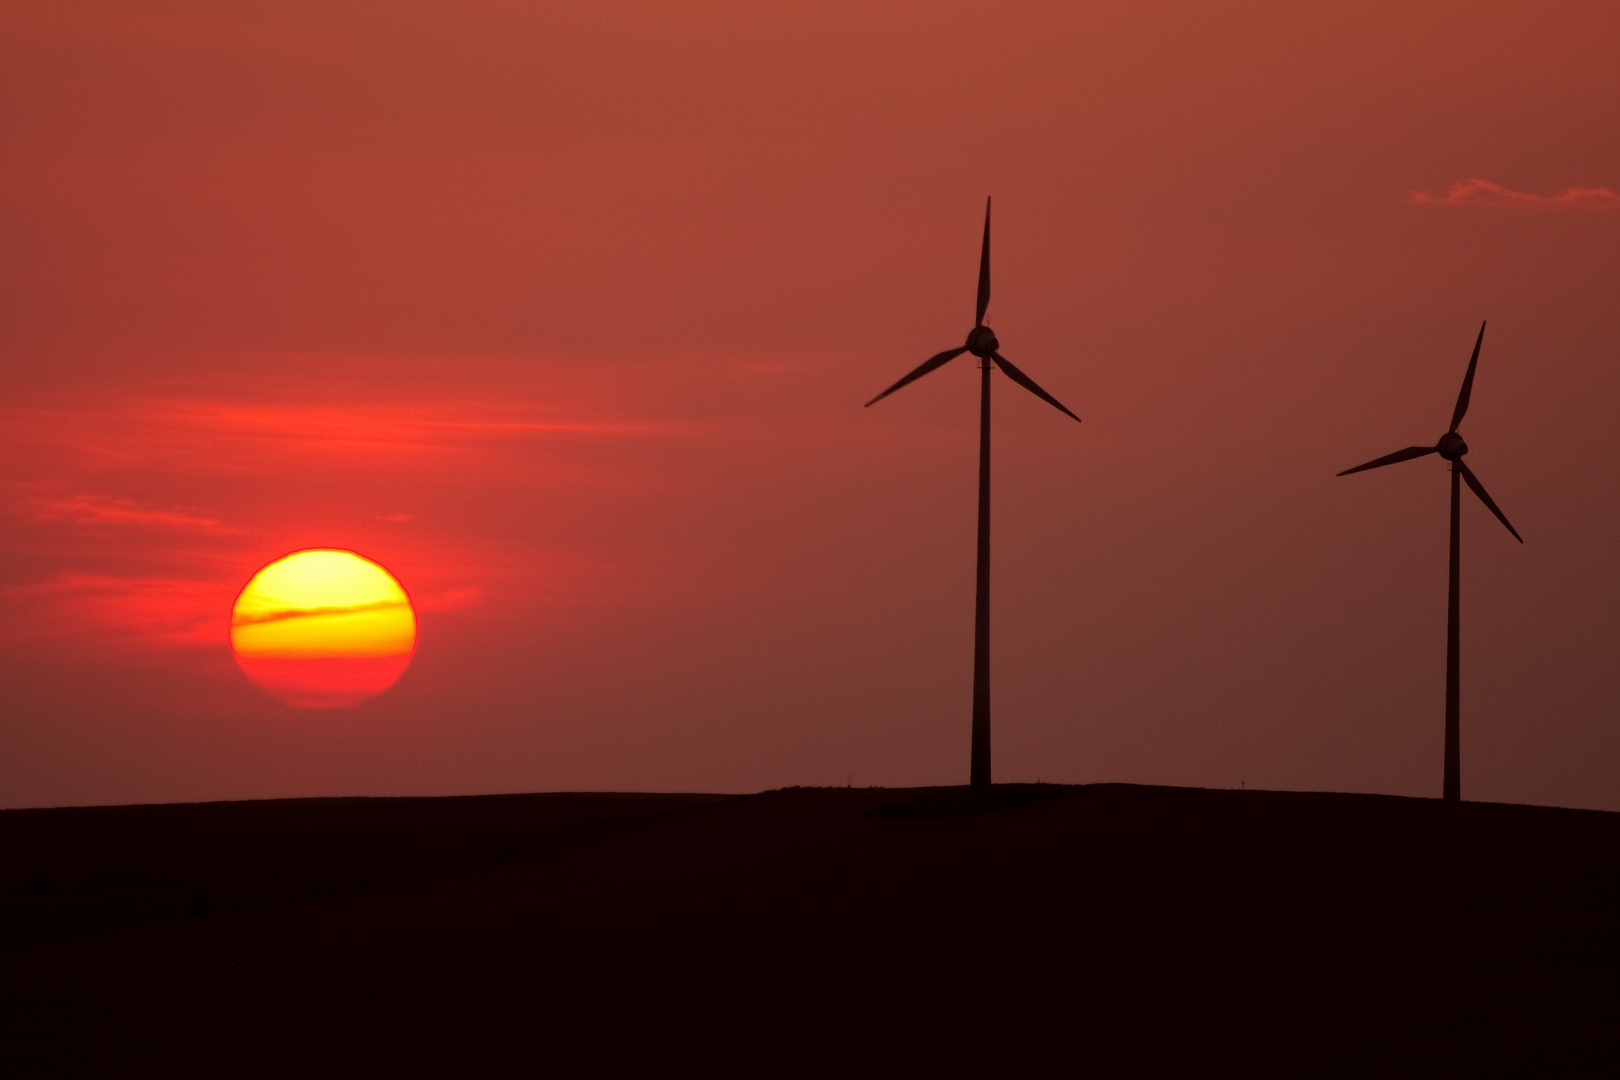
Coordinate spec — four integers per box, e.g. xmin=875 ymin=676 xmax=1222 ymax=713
xmin=230 ymin=598 xmax=413 ymax=628
xmin=1408 ymin=179 xmax=1620 ymax=209
xmin=232 ymin=550 xmax=416 ymax=660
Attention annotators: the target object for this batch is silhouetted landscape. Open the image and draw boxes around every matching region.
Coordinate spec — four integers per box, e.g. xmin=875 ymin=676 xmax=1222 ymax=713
xmin=4 ymin=785 xmax=1616 ymax=1074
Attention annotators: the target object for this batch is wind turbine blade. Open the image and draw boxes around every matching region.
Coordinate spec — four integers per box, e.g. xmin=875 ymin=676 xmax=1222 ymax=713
xmin=991 ymin=352 xmax=1080 ymax=423
xmin=1336 ymin=445 xmax=1437 ymax=476
xmin=1450 ymin=321 xmax=1486 ymax=432
xmin=975 ymin=197 xmax=991 ymax=327
xmin=1459 ymin=461 xmax=1523 ymax=543
xmin=864 ymin=347 xmax=969 ymax=407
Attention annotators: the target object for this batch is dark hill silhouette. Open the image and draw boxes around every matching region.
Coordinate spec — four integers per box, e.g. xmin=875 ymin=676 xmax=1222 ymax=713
xmin=4 ymin=785 xmax=1616 ymax=1075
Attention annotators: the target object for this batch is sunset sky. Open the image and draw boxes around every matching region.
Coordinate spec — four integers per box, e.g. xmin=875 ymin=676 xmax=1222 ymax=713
xmin=2 ymin=1 xmax=1617 ymax=810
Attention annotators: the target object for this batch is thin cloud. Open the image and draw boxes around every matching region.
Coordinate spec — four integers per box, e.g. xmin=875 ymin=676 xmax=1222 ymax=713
xmin=0 ymin=393 xmax=682 ymax=482
xmin=1 ymin=573 xmax=231 ymax=649
xmin=29 ymin=492 xmax=242 ymax=532
xmin=158 ymin=402 xmax=675 ymax=453
xmin=3 ymin=572 xmax=484 ymax=650
xmin=1408 ymin=179 xmax=1620 ymax=209
xmin=230 ymin=598 xmax=411 ymax=628
xmin=415 ymin=586 xmax=483 ymax=612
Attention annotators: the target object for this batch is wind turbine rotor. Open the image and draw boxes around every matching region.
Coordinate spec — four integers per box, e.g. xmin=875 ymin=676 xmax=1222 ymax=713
xmin=976 ymin=196 xmax=991 ymax=327
xmin=966 ymin=325 xmax=1000 ymax=357
xmin=864 ymin=197 xmax=1076 ymax=423
xmin=863 ymin=346 xmax=969 ymax=408
xmin=1450 ymin=321 xmax=1486 ymax=433
xmin=1458 ymin=461 xmax=1523 ymax=543
xmin=992 ymin=352 xmax=1080 ymax=423
xmin=1335 ymin=445 xmax=1438 ymax=477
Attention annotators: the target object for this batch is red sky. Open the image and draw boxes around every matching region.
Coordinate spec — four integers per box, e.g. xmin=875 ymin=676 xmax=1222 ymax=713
xmin=3 ymin=1 xmax=1617 ymax=810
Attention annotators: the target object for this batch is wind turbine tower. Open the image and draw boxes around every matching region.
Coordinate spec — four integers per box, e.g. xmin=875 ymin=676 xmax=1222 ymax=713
xmin=866 ymin=198 xmax=1081 ymax=789
xmin=1337 ymin=322 xmax=1523 ymax=801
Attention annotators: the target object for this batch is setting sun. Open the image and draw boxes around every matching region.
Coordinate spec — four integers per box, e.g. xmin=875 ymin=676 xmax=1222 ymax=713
xmin=231 ymin=549 xmax=416 ymax=708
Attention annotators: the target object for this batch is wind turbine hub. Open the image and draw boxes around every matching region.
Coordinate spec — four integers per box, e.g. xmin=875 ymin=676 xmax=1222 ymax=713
xmin=966 ymin=325 xmax=999 ymax=357
xmin=1438 ymin=432 xmax=1468 ymax=460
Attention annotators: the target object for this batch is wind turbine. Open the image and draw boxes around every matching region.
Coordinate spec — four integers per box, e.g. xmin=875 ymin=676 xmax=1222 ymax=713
xmin=1337 ymin=321 xmax=1522 ymax=802
xmin=865 ymin=197 xmax=1080 ymax=790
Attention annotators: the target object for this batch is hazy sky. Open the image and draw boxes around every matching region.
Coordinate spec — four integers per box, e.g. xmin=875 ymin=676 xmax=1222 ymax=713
xmin=3 ymin=1 xmax=1617 ymax=810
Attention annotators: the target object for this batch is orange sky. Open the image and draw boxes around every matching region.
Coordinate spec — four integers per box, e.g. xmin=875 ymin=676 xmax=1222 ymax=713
xmin=2 ymin=2 xmax=1617 ymax=810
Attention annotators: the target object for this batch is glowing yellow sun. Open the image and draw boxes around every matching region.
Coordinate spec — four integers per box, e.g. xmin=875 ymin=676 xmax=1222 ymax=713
xmin=231 ymin=549 xmax=417 ymax=708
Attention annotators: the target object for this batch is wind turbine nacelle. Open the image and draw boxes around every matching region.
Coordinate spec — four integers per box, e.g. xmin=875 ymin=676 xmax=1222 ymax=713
xmin=966 ymin=326 xmax=999 ymax=357
xmin=1438 ymin=432 xmax=1468 ymax=460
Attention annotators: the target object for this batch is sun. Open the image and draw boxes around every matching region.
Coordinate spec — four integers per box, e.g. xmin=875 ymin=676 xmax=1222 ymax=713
xmin=231 ymin=549 xmax=417 ymax=708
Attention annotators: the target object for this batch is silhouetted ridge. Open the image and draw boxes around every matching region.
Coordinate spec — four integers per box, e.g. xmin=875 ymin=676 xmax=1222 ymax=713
xmin=866 ymin=783 xmax=1076 ymax=818
xmin=5 ymin=784 xmax=1617 ymax=1074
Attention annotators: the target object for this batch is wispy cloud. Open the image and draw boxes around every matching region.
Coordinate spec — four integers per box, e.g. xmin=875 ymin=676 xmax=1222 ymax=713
xmin=1 ymin=573 xmax=232 ymax=649
xmin=415 ymin=586 xmax=483 ymax=612
xmin=154 ymin=401 xmax=676 ymax=458
xmin=0 ymin=389 xmax=682 ymax=482
xmin=230 ymin=589 xmax=486 ymax=626
xmin=0 ymin=356 xmax=782 ymax=661
xmin=1408 ymin=179 xmax=1620 ymax=210
xmin=3 ymin=572 xmax=484 ymax=652
xmin=28 ymin=492 xmax=242 ymax=532
xmin=230 ymin=598 xmax=411 ymax=628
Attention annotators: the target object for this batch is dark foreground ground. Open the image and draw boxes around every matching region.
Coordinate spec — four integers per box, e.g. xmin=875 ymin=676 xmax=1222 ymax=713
xmin=3 ymin=784 xmax=1617 ymax=1076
